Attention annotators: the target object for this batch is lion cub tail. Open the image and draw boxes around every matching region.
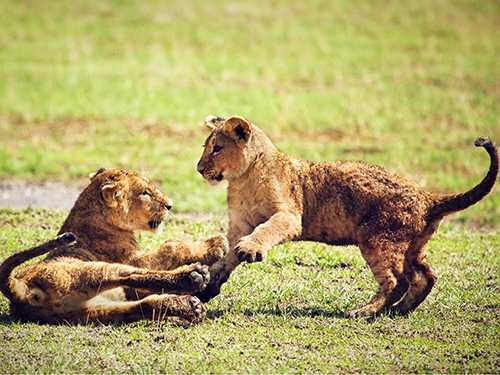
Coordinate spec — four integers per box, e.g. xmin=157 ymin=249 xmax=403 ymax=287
xmin=431 ymin=137 xmax=499 ymax=219
xmin=0 ymin=232 xmax=76 ymax=303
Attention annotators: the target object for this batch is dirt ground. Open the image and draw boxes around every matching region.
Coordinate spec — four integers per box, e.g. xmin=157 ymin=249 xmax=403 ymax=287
xmin=0 ymin=179 xmax=85 ymax=210
xmin=0 ymin=179 xmax=220 ymax=225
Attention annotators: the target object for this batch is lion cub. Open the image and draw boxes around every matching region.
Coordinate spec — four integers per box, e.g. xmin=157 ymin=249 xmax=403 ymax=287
xmin=196 ymin=116 xmax=498 ymax=317
xmin=0 ymin=168 xmax=228 ymax=324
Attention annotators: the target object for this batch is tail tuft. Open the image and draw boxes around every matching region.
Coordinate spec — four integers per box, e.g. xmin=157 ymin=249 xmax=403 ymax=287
xmin=431 ymin=136 xmax=498 ymax=218
xmin=474 ymin=137 xmax=493 ymax=148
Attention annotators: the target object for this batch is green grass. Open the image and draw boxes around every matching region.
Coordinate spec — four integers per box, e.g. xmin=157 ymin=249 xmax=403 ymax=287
xmin=0 ymin=0 xmax=499 ymax=221
xmin=0 ymin=209 xmax=499 ymax=374
xmin=0 ymin=0 xmax=499 ymax=373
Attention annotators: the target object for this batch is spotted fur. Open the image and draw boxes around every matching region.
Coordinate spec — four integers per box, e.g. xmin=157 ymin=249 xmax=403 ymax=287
xmin=196 ymin=116 xmax=498 ymax=317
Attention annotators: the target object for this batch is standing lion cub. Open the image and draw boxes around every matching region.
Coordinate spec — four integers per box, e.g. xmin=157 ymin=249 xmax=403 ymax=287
xmin=0 ymin=168 xmax=228 ymax=324
xmin=196 ymin=115 xmax=498 ymax=317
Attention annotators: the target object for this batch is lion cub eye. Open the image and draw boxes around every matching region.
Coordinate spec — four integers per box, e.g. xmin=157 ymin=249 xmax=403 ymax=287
xmin=213 ymin=145 xmax=223 ymax=153
xmin=142 ymin=190 xmax=151 ymax=197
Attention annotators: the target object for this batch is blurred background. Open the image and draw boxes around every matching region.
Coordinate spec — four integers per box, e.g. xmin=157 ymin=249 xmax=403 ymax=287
xmin=0 ymin=0 xmax=498 ymax=225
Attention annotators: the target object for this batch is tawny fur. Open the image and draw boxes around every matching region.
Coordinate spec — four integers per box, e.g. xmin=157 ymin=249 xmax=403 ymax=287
xmin=196 ymin=115 xmax=498 ymax=317
xmin=0 ymin=168 xmax=228 ymax=324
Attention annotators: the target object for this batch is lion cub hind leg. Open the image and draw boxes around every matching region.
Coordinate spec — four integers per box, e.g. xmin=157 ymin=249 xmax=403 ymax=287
xmin=80 ymin=294 xmax=206 ymax=324
xmin=387 ymin=226 xmax=439 ymax=315
xmin=348 ymin=239 xmax=411 ymax=318
xmin=201 ymin=235 xmax=229 ymax=265
xmin=389 ymin=258 xmax=437 ymax=315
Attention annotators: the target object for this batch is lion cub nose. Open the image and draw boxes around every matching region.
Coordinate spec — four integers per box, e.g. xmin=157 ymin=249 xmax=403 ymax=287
xmin=165 ymin=197 xmax=173 ymax=211
xmin=197 ymin=165 xmax=205 ymax=175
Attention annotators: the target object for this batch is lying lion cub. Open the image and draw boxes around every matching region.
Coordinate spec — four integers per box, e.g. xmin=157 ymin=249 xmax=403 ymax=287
xmin=196 ymin=115 xmax=498 ymax=317
xmin=0 ymin=168 xmax=228 ymax=324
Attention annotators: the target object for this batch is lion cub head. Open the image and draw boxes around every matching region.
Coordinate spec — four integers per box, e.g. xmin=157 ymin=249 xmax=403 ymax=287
xmin=197 ymin=115 xmax=270 ymax=185
xmin=77 ymin=168 xmax=173 ymax=234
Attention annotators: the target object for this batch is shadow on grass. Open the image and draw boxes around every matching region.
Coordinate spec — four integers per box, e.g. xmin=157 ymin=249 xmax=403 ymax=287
xmin=208 ymin=306 xmax=347 ymax=320
xmin=206 ymin=304 xmax=416 ymax=322
xmin=0 ymin=312 xmax=17 ymax=325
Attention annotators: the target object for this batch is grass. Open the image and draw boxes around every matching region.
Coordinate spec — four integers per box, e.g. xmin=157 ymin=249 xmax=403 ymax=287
xmin=0 ymin=0 xmax=499 ymax=220
xmin=0 ymin=209 xmax=499 ymax=373
xmin=0 ymin=0 xmax=499 ymax=373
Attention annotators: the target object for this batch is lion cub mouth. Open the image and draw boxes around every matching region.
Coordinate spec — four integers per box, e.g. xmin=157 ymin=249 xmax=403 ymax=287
xmin=148 ymin=220 xmax=163 ymax=230
xmin=212 ymin=174 xmax=223 ymax=182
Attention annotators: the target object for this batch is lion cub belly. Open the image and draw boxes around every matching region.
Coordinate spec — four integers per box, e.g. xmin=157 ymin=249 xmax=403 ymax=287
xmin=302 ymin=214 xmax=357 ymax=245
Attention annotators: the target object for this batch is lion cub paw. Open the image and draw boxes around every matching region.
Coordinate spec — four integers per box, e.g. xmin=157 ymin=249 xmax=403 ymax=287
xmin=203 ymin=235 xmax=229 ymax=265
xmin=346 ymin=305 xmax=379 ymax=319
xmin=179 ymin=295 xmax=207 ymax=323
xmin=181 ymin=263 xmax=210 ymax=292
xmin=234 ymin=238 xmax=268 ymax=263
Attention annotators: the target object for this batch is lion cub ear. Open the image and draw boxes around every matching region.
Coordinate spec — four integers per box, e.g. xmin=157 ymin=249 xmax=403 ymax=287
xmin=89 ymin=167 xmax=108 ymax=181
xmin=222 ymin=116 xmax=252 ymax=143
xmin=203 ymin=115 xmax=226 ymax=131
xmin=100 ymin=183 xmax=123 ymax=208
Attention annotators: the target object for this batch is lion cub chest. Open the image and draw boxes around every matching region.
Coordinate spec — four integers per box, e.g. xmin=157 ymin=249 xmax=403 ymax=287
xmin=228 ymin=183 xmax=277 ymax=234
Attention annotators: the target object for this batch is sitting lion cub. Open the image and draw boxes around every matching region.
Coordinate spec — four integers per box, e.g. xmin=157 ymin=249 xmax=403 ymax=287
xmin=0 ymin=168 xmax=228 ymax=324
xmin=196 ymin=115 xmax=498 ymax=317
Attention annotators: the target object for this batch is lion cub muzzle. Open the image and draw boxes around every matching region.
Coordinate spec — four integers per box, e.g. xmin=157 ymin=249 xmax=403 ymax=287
xmin=196 ymin=164 xmax=223 ymax=184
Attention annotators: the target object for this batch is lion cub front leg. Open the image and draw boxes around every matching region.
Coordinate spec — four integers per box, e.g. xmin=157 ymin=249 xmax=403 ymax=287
xmin=123 ymin=263 xmax=210 ymax=295
xmin=234 ymin=211 xmax=302 ymax=263
xmin=197 ymin=212 xmax=302 ymax=303
xmin=196 ymin=248 xmax=241 ymax=303
xmin=83 ymin=262 xmax=210 ymax=295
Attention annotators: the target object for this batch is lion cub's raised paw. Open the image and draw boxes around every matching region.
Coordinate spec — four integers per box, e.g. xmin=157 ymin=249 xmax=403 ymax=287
xmin=203 ymin=235 xmax=229 ymax=265
xmin=178 ymin=263 xmax=210 ymax=293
